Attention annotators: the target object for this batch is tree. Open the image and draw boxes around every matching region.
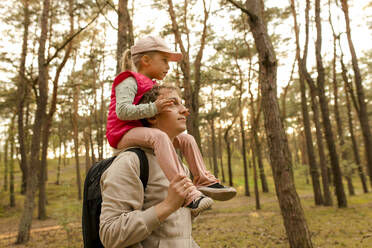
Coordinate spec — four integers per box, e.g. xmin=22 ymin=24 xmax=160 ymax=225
xmin=16 ymin=0 xmax=30 ymax=195
xmin=341 ymin=0 xmax=372 ymax=187
xmin=290 ymin=0 xmax=324 ymax=206
xmin=16 ymin=0 xmax=50 ymax=243
xmin=315 ymin=0 xmax=347 ymax=207
xmin=117 ymin=0 xmax=134 ymax=74
xmin=166 ymin=0 xmax=211 ymax=148
xmin=228 ymin=0 xmax=313 ymax=247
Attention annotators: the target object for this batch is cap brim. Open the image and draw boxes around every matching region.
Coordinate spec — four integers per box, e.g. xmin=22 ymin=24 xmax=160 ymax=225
xmin=159 ymin=50 xmax=182 ymax=62
xmin=168 ymin=53 xmax=183 ymax=62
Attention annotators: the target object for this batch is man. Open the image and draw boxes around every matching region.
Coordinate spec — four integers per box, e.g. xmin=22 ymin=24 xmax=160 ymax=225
xmin=99 ymin=85 xmax=201 ymax=248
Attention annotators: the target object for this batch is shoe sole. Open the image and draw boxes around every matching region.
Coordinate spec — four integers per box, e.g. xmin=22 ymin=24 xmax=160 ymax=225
xmin=190 ymin=197 xmax=213 ymax=215
xmin=198 ymin=187 xmax=237 ymax=201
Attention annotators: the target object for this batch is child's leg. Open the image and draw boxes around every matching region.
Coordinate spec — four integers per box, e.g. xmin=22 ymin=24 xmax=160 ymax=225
xmin=174 ymin=132 xmax=237 ymax=201
xmin=173 ymin=133 xmax=218 ymax=186
xmin=118 ymin=127 xmax=206 ymax=207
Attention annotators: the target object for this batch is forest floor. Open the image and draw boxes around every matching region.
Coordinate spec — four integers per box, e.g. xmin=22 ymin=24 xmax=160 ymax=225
xmin=1 ymin=158 xmax=372 ymax=247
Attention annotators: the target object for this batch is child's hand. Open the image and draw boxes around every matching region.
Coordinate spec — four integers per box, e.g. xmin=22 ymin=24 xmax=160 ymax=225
xmin=155 ymin=98 xmax=174 ymax=113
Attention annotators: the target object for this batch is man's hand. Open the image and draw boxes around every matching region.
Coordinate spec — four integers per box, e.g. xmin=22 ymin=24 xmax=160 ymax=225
xmin=155 ymin=174 xmax=193 ymax=222
xmin=155 ymin=98 xmax=174 ymax=113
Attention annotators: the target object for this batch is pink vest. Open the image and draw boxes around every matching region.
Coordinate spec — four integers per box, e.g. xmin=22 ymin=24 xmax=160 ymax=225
xmin=106 ymin=71 xmax=157 ymax=148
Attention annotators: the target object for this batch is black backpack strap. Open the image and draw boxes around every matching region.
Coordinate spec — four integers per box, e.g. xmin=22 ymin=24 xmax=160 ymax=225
xmin=126 ymin=148 xmax=149 ymax=189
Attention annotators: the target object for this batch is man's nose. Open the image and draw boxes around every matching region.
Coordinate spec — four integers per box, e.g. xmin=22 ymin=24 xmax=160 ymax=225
xmin=180 ymin=106 xmax=190 ymax=116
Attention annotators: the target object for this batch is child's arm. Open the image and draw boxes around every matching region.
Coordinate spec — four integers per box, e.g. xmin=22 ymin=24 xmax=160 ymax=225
xmin=115 ymin=77 xmax=157 ymax=120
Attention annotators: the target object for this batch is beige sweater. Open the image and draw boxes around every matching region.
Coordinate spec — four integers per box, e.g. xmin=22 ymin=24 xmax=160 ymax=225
xmin=99 ymin=148 xmax=199 ymax=248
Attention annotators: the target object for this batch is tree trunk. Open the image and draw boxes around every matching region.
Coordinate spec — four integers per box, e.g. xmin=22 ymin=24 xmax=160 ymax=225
xmin=341 ymin=0 xmax=372 ymax=187
xmin=248 ymin=79 xmax=269 ymax=193
xmin=17 ymin=0 xmax=30 ymax=195
xmin=290 ymin=0 xmax=323 ymax=206
xmin=251 ymin=147 xmax=260 ymax=209
xmin=342 ymin=60 xmax=368 ymax=193
xmin=167 ymin=0 xmax=210 ymax=148
xmin=16 ymin=0 xmax=50 ymax=243
xmin=224 ymin=128 xmax=234 ymax=187
xmin=56 ymin=134 xmax=62 ymax=185
xmin=315 ymin=0 xmax=347 ymax=208
xmin=84 ymin=129 xmax=91 ymax=174
xmin=218 ymin=125 xmax=226 ymax=183
xmin=9 ymin=123 xmax=16 ymax=207
xmin=228 ymin=0 xmax=313 ymax=246
xmin=116 ymin=0 xmax=133 ymax=74
xmin=72 ymin=83 xmax=82 ymax=200
xmin=240 ymin=111 xmax=250 ymax=196
xmin=210 ymin=118 xmax=219 ymax=178
xmin=3 ymin=141 xmax=8 ymax=191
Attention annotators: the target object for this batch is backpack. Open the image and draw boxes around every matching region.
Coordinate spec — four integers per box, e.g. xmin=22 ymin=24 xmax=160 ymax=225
xmin=82 ymin=147 xmax=149 ymax=248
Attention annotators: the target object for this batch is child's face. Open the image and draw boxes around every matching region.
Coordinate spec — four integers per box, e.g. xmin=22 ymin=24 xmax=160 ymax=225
xmin=144 ymin=52 xmax=170 ymax=80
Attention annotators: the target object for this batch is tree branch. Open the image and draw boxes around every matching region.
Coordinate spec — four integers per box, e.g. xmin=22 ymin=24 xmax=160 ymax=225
xmin=226 ymin=0 xmax=257 ymax=21
xmin=46 ymin=2 xmax=107 ymax=65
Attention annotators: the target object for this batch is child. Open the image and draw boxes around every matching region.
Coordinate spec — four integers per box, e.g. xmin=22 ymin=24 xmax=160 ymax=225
xmin=106 ymin=35 xmax=236 ymax=215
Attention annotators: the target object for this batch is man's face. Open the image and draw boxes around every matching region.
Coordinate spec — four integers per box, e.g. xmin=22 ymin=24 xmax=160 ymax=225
xmin=152 ymin=89 xmax=189 ymax=139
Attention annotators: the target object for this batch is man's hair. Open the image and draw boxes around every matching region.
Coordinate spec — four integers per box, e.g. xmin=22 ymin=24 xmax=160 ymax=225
xmin=139 ymin=84 xmax=180 ymax=127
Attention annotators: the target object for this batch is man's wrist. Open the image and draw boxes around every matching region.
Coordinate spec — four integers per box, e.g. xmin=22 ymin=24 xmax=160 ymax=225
xmin=154 ymin=200 xmax=177 ymax=222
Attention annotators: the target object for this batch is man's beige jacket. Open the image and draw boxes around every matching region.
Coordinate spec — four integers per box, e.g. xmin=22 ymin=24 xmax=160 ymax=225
xmin=99 ymin=148 xmax=200 ymax=248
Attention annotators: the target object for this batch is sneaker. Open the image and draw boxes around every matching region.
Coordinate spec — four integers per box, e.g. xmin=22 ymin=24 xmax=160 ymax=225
xmin=198 ymin=183 xmax=237 ymax=201
xmin=187 ymin=195 xmax=213 ymax=216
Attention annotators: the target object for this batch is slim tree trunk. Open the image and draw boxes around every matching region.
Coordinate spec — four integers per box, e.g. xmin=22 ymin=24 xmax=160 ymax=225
xmin=56 ymin=134 xmax=62 ymax=185
xmin=17 ymin=0 xmax=30 ymax=195
xmin=315 ymin=0 xmax=347 ymax=208
xmin=84 ymin=129 xmax=91 ymax=174
xmin=218 ymin=125 xmax=226 ymax=183
xmin=342 ymin=58 xmax=368 ymax=193
xmin=290 ymin=0 xmax=323 ymax=206
xmin=228 ymin=0 xmax=313 ymax=246
xmin=17 ymin=0 xmax=50 ymax=243
xmin=167 ymin=0 xmax=210 ymax=148
xmin=38 ymin=0 xmax=75 ymax=220
xmin=240 ymin=111 xmax=250 ymax=196
xmin=9 ymin=123 xmax=16 ymax=207
xmin=3 ymin=141 xmax=8 ymax=191
xmin=72 ymin=83 xmax=82 ymax=200
xmin=224 ymin=126 xmax=234 ymax=187
xmin=116 ymin=0 xmax=133 ymax=74
xmin=251 ymin=146 xmax=260 ymax=209
xmin=341 ymin=0 xmax=372 ymax=187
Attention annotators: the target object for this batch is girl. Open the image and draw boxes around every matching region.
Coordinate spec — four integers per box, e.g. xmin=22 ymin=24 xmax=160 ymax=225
xmin=106 ymin=35 xmax=236 ymax=215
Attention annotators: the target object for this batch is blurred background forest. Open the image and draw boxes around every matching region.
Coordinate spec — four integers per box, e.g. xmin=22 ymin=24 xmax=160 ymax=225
xmin=0 ymin=0 xmax=372 ymax=247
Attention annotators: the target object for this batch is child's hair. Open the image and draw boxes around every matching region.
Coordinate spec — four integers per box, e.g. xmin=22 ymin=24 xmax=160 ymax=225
xmin=139 ymin=84 xmax=181 ymax=127
xmin=121 ymin=49 xmax=158 ymax=72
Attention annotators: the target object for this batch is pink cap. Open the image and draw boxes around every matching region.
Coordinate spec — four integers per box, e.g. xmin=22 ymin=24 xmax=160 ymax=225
xmin=130 ymin=36 xmax=183 ymax=62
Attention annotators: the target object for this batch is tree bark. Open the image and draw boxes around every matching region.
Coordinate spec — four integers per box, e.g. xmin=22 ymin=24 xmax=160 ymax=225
xmin=117 ymin=0 xmax=133 ymax=75
xmin=228 ymin=0 xmax=314 ymax=247
xmin=17 ymin=0 xmax=50 ymax=243
xmin=341 ymin=0 xmax=372 ymax=187
xmin=315 ymin=0 xmax=347 ymax=207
